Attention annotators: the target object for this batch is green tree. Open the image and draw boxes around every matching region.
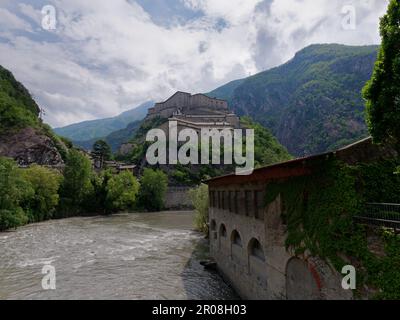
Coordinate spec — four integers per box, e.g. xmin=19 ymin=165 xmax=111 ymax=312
xmin=20 ymin=165 xmax=62 ymax=222
xmin=363 ymin=0 xmax=400 ymax=150
xmin=84 ymin=170 xmax=112 ymax=214
xmin=0 ymin=157 xmax=31 ymax=230
xmin=137 ymin=168 xmax=168 ymax=212
xmin=59 ymin=149 xmax=93 ymax=214
xmin=188 ymin=184 xmax=209 ymax=234
xmin=106 ymin=171 xmax=140 ymax=212
xmin=92 ymin=140 xmax=112 ymax=166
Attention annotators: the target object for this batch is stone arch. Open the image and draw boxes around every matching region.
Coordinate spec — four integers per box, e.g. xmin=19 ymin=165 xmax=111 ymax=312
xmin=285 ymin=258 xmax=321 ymax=300
xmin=248 ymin=238 xmax=265 ymax=262
xmin=231 ymin=230 xmax=242 ymax=247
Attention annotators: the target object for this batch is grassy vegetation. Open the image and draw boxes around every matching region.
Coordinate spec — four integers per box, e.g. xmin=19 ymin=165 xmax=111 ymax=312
xmin=0 ymin=65 xmax=41 ymax=134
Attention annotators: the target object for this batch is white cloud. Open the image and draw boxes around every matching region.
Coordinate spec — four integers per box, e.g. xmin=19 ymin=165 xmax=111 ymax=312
xmin=181 ymin=0 xmax=263 ymax=24
xmin=252 ymin=0 xmax=388 ymax=69
xmin=0 ymin=7 xmax=33 ymax=31
xmin=0 ymin=0 xmax=390 ymax=127
xmin=18 ymin=3 xmax=41 ymax=25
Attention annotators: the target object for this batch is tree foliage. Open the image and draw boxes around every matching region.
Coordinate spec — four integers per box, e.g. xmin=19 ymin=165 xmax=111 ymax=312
xmin=363 ymin=0 xmax=400 ymax=150
xmin=0 ymin=157 xmax=31 ymax=230
xmin=84 ymin=170 xmax=112 ymax=214
xmin=137 ymin=168 xmax=168 ymax=212
xmin=92 ymin=139 xmax=112 ymax=163
xmin=189 ymin=184 xmax=209 ymax=233
xmin=106 ymin=171 xmax=140 ymax=212
xmin=20 ymin=165 xmax=62 ymax=222
xmin=59 ymin=149 xmax=93 ymax=214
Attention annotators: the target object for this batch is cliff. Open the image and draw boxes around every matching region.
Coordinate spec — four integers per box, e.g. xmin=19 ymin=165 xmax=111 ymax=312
xmin=0 ymin=65 xmax=65 ymax=166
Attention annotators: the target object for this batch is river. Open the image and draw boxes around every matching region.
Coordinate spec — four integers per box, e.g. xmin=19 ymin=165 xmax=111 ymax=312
xmin=0 ymin=211 xmax=238 ymax=300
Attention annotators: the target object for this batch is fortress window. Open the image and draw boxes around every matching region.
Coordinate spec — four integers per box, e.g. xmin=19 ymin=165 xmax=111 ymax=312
xmin=210 ymin=220 xmax=217 ymax=231
xmin=231 ymin=230 xmax=242 ymax=247
xmin=219 ymin=224 xmax=227 ymax=238
xmin=224 ymin=191 xmax=229 ymax=211
xmin=254 ymin=191 xmax=264 ymax=220
xmin=217 ymin=191 xmax=221 ymax=209
xmin=209 ymin=191 xmax=214 ymax=208
xmin=221 ymin=191 xmax=225 ymax=210
xmin=228 ymin=191 xmax=232 ymax=212
xmin=234 ymin=191 xmax=240 ymax=214
xmin=248 ymin=238 xmax=265 ymax=261
xmin=245 ymin=191 xmax=253 ymax=217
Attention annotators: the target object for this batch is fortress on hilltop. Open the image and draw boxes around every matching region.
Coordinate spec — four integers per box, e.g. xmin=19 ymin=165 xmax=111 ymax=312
xmin=146 ymin=91 xmax=240 ymax=129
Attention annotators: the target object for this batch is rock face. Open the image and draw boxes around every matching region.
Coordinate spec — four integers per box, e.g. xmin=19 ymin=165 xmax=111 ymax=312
xmin=0 ymin=127 xmax=64 ymax=166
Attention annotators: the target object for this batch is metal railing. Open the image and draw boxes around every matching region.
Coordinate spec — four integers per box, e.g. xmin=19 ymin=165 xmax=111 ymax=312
xmin=354 ymin=203 xmax=400 ymax=229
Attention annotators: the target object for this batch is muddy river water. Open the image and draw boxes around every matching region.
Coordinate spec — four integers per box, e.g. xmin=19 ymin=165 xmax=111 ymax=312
xmin=0 ymin=211 xmax=238 ymax=300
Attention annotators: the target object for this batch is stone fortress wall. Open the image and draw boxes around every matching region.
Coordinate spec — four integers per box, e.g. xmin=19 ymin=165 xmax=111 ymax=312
xmin=208 ymin=186 xmax=352 ymax=300
xmin=147 ymin=91 xmax=239 ymax=128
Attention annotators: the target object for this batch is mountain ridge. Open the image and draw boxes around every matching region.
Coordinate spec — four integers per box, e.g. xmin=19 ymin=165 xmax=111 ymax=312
xmin=207 ymin=43 xmax=379 ymax=156
xmin=54 ymin=101 xmax=154 ymax=141
xmin=58 ymin=44 xmax=379 ymax=157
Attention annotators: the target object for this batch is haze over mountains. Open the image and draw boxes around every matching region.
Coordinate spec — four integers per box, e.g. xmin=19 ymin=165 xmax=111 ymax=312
xmin=54 ymin=101 xmax=154 ymax=142
xmin=55 ymin=44 xmax=379 ymax=157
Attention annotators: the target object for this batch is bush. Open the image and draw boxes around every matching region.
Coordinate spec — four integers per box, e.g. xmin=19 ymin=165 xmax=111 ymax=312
xmin=83 ymin=170 xmax=112 ymax=214
xmin=0 ymin=157 xmax=32 ymax=230
xmin=0 ymin=208 xmax=29 ymax=230
xmin=106 ymin=171 xmax=140 ymax=212
xmin=58 ymin=149 xmax=93 ymax=216
xmin=189 ymin=184 xmax=209 ymax=234
xmin=137 ymin=168 xmax=168 ymax=212
xmin=20 ymin=165 xmax=62 ymax=222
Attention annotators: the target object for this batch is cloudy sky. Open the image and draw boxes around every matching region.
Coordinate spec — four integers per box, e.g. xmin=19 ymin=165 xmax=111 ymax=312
xmin=0 ymin=0 xmax=389 ymax=127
